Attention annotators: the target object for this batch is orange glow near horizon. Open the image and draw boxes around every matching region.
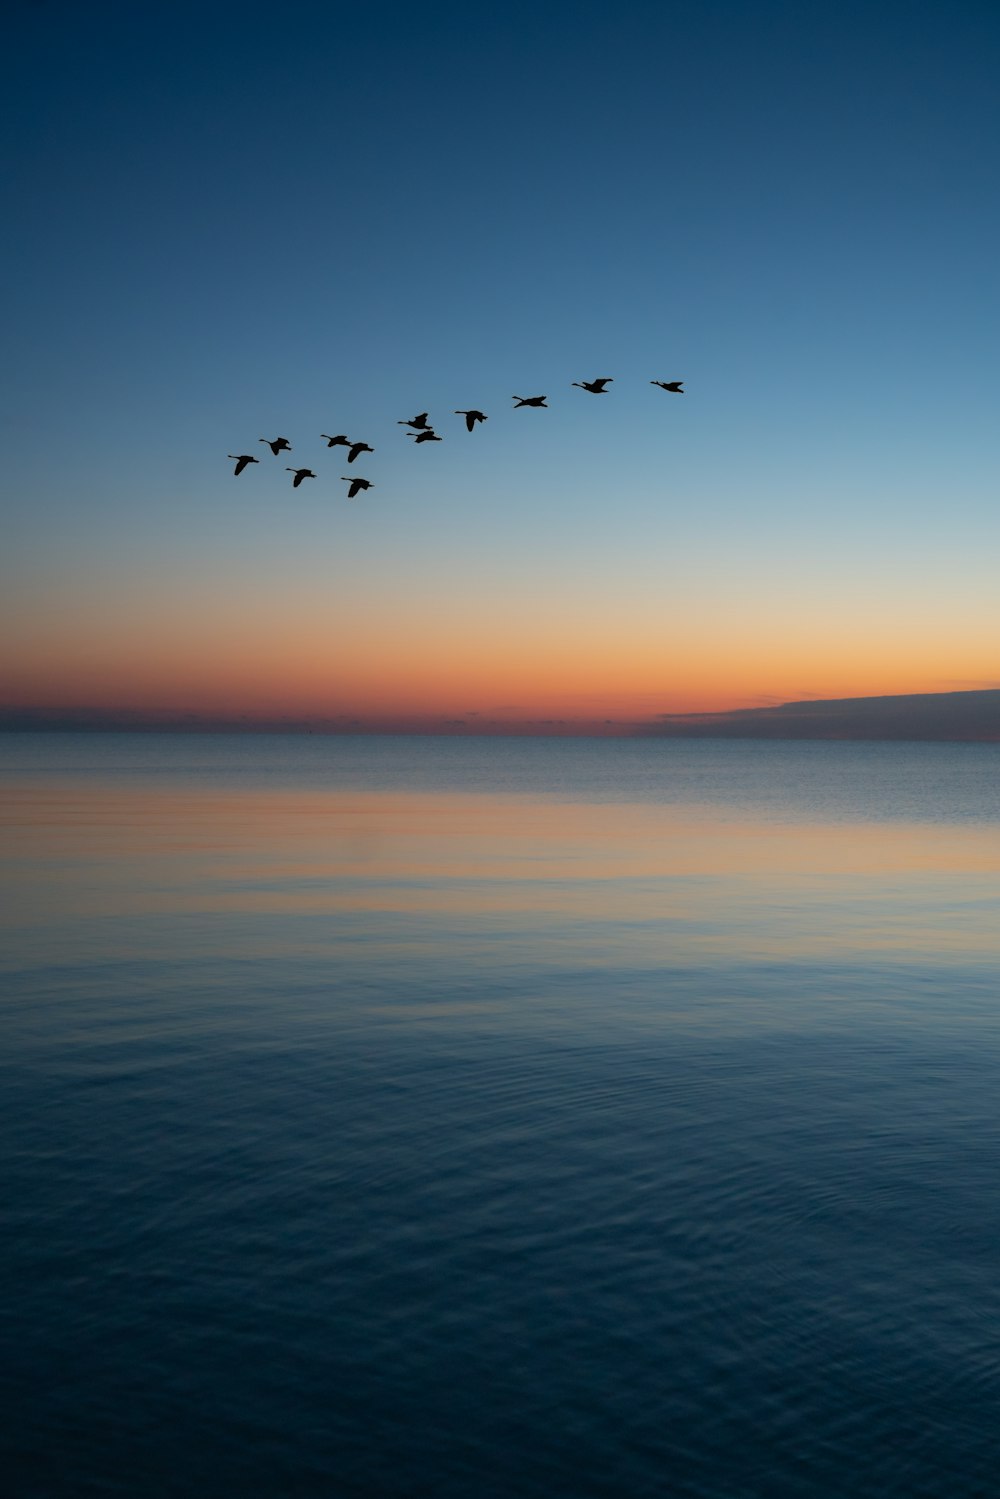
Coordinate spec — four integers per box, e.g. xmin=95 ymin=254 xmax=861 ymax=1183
xmin=3 ymin=556 xmax=997 ymax=726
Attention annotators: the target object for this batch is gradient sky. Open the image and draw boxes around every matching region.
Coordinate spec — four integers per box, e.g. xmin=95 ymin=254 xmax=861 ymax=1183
xmin=3 ymin=0 xmax=998 ymax=729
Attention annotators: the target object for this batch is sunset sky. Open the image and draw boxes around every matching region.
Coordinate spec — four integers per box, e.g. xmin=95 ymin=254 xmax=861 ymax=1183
xmin=3 ymin=0 xmax=998 ymax=730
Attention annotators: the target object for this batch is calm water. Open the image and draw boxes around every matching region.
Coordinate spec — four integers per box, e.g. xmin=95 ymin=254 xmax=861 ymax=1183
xmin=2 ymin=733 xmax=1000 ymax=1497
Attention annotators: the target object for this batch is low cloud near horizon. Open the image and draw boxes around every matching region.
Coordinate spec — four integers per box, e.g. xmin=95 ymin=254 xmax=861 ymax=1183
xmin=2 ymin=689 xmax=1000 ymax=741
xmin=641 ymin=689 xmax=1000 ymax=742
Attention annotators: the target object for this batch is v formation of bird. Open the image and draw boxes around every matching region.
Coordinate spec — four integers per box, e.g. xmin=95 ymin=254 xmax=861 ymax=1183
xmin=228 ymin=377 xmax=684 ymax=493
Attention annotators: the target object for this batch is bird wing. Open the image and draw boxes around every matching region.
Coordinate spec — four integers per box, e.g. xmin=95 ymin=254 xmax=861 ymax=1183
xmin=292 ymin=473 xmax=302 ymax=487
xmin=348 ymin=481 xmax=360 ymax=497
xmin=234 ymin=457 xmax=249 ymax=475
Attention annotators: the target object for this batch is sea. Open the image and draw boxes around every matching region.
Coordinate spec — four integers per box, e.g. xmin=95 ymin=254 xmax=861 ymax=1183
xmin=2 ymin=732 xmax=999 ymax=1497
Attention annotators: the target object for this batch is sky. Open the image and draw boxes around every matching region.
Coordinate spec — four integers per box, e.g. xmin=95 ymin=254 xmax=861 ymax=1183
xmin=2 ymin=0 xmax=998 ymax=732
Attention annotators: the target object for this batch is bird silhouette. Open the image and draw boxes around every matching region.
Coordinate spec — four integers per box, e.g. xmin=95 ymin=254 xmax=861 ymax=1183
xmin=398 ymin=413 xmax=430 ymax=430
xmin=455 ymin=409 xmax=487 ymax=431
xmin=321 ymin=434 xmax=352 ymax=448
xmin=347 ymin=442 xmax=374 ymax=463
xmin=572 ymin=378 xmax=612 ymax=393
xmin=651 ymin=380 xmax=684 ymax=393
xmin=260 ymin=437 xmax=292 ymax=454
xmin=512 ymin=396 xmax=548 ymax=408
xmin=409 ymin=429 xmax=442 ymax=443
xmin=228 ymin=454 xmax=259 ymax=476
xmin=286 ymin=468 xmax=316 ymax=488
xmin=342 ymin=476 xmax=374 ymax=499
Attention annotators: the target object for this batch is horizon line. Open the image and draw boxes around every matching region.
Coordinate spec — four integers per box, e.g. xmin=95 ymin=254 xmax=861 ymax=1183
xmin=2 ymin=687 xmax=1000 ymax=743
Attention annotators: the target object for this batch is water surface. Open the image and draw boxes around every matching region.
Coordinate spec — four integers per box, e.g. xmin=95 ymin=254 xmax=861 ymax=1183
xmin=2 ymin=734 xmax=999 ymax=1496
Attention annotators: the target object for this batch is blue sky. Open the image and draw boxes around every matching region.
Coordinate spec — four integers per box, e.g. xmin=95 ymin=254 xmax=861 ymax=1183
xmin=3 ymin=0 xmax=998 ymax=723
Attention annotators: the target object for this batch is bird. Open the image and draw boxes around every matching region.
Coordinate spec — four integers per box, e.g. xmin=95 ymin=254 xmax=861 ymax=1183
xmin=347 ymin=442 xmax=374 ymax=463
xmin=342 ymin=476 xmax=373 ymax=499
xmin=321 ymin=434 xmax=352 ymax=448
xmin=572 ymin=378 xmax=613 ymax=393
xmin=260 ymin=436 xmax=292 ymax=454
xmin=512 ymin=396 xmax=547 ymax=408
xmin=398 ymin=413 xmax=430 ymax=430
xmin=651 ymin=380 xmax=684 ymax=393
xmin=409 ymin=429 xmax=441 ymax=443
xmin=455 ymin=409 xmax=487 ymax=431
xmin=228 ymin=454 xmax=259 ymax=476
xmin=286 ymin=467 xmax=316 ymax=488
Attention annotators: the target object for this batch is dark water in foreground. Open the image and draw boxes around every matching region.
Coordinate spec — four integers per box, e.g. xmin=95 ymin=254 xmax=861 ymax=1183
xmin=2 ymin=733 xmax=1000 ymax=1497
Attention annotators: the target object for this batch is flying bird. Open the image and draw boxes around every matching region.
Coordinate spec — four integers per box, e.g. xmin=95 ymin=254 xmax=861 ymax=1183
xmin=409 ymin=429 xmax=442 ymax=443
xmin=398 ymin=413 xmax=431 ymax=430
xmin=572 ymin=378 xmax=613 ymax=393
xmin=347 ymin=442 xmax=374 ymax=463
xmin=259 ymin=437 xmax=292 ymax=454
xmin=228 ymin=454 xmax=259 ymax=476
xmin=455 ymin=409 xmax=487 ymax=431
xmin=286 ymin=467 xmax=316 ymax=488
xmin=321 ymin=434 xmax=352 ymax=448
xmin=342 ymin=476 xmax=373 ymax=499
xmin=651 ymin=380 xmax=684 ymax=393
xmin=512 ymin=396 xmax=548 ymax=408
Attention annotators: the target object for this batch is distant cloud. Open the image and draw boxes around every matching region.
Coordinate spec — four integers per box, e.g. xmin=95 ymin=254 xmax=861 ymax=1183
xmin=641 ymin=689 xmax=1000 ymax=742
xmin=7 ymin=695 xmax=994 ymax=742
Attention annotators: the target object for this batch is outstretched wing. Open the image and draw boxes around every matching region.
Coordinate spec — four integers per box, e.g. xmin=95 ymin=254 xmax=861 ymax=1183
xmin=233 ymin=456 xmax=249 ymax=475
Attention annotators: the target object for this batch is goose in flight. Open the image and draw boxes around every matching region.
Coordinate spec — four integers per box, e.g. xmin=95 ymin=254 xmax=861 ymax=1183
xmin=286 ymin=467 xmax=316 ymax=488
xmin=260 ymin=436 xmax=292 ymax=455
xmin=321 ymin=434 xmax=352 ymax=448
xmin=409 ymin=429 xmax=442 ymax=443
xmin=512 ymin=395 xmax=547 ymax=408
xmin=651 ymin=380 xmax=684 ymax=393
xmin=572 ymin=378 xmax=612 ymax=393
xmin=228 ymin=454 xmax=259 ymax=476
xmin=455 ymin=409 xmax=487 ymax=431
xmin=347 ymin=442 xmax=374 ymax=463
xmin=398 ymin=413 xmax=430 ymax=430
xmin=342 ymin=476 xmax=373 ymax=499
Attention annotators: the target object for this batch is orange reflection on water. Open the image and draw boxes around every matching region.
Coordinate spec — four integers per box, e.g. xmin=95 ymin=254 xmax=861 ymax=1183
xmin=4 ymin=783 xmax=1000 ymax=935
xmin=1 ymin=779 xmax=1000 ymax=977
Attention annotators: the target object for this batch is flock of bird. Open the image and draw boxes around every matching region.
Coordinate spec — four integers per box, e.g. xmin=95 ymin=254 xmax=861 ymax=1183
xmin=227 ymin=377 xmax=685 ymax=495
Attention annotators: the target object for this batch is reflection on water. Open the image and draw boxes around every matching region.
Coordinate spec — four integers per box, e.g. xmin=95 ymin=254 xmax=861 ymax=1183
xmin=2 ymin=735 xmax=1000 ymax=1497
